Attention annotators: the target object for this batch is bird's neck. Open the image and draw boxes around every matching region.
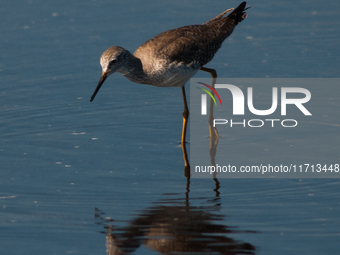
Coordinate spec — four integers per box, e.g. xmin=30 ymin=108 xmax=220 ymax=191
xmin=118 ymin=55 xmax=149 ymax=84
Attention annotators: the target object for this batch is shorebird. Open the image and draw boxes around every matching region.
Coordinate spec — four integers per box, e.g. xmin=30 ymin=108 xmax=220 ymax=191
xmin=90 ymin=2 xmax=249 ymax=143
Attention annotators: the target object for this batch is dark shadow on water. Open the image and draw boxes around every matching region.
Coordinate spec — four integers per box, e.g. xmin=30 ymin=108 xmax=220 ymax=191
xmin=95 ymin=191 xmax=256 ymax=255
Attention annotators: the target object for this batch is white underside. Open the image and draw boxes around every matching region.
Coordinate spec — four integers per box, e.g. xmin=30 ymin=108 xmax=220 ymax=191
xmin=151 ymin=68 xmax=199 ymax=87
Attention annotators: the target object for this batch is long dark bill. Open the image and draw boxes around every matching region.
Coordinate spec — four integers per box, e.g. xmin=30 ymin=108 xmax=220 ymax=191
xmin=90 ymin=72 xmax=109 ymax=102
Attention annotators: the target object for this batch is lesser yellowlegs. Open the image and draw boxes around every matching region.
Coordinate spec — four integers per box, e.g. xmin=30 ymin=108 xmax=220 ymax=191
xmin=90 ymin=2 xmax=249 ymax=143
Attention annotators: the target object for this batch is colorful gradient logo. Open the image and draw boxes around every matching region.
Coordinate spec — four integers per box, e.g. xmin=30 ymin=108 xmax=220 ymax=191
xmin=197 ymin=82 xmax=222 ymax=106
xmin=197 ymin=82 xmax=222 ymax=115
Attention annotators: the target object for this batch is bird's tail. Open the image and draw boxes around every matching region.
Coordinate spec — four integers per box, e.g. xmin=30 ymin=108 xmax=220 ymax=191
xmin=204 ymin=2 xmax=249 ymax=25
xmin=227 ymin=1 xmax=249 ymax=25
xmin=206 ymin=2 xmax=249 ymax=40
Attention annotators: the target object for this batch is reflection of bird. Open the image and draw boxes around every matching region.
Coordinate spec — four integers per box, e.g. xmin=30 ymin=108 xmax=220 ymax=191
xmin=90 ymin=2 xmax=249 ymax=143
xmin=95 ymin=196 xmax=256 ymax=255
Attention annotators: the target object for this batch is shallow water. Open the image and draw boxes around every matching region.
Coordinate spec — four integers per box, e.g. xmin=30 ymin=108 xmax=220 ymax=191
xmin=1 ymin=0 xmax=339 ymax=254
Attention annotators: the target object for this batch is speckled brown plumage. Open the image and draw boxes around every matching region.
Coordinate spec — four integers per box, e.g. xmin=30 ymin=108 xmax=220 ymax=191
xmin=136 ymin=1 xmax=248 ymax=69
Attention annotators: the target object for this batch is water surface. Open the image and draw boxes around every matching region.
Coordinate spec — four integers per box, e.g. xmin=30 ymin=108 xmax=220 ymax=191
xmin=1 ymin=0 xmax=339 ymax=254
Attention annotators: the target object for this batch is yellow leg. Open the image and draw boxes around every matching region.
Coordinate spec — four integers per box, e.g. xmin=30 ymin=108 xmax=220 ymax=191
xmin=180 ymin=86 xmax=190 ymax=178
xmin=200 ymin=66 xmax=217 ymax=78
xmin=181 ymin=86 xmax=189 ymax=144
xmin=180 ymin=67 xmax=217 ymax=177
xmin=200 ymin=66 xmax=219 ymax=139
xmin=182 ymin=141 xmax=190 ymax=178
xmin=181 ymin=67 xmax=216 ymax=144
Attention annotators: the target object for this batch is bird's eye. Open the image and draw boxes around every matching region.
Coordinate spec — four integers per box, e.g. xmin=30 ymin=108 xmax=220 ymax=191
xmin=109 ymin=59 xmax=117 ymax=65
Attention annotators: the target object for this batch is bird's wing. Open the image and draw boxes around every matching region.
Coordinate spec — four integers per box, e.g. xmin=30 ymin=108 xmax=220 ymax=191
xmin=134 ymin=2 xmax=248 ymax=68
xmin=135 ymin=24 xmax=226 ymax=68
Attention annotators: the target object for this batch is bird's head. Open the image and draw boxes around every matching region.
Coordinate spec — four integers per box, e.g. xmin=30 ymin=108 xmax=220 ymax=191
xmin=90 ymin=46 xmax=131 ymax=102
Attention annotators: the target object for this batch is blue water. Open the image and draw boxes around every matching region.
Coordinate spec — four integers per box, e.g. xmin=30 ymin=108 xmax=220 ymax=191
xmin=1 ymin=0 xmax=339 ymax=254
